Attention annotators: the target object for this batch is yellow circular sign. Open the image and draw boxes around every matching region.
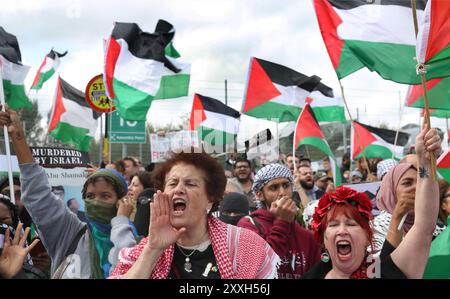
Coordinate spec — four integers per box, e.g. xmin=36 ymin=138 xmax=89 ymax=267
xmin=85 ymin=74 xmax=115 ymax=113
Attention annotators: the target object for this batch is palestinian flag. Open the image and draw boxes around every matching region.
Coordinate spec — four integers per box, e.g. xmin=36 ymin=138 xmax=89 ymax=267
xmin=189 ymin=93 xmax=240 ymax=152
xmin=423 ymin=216 xmax=450 ymax=279
xmin=437 ymin=149 xmax=450 ymax=184
xmin=416 ymin=0 xmax=450 ymax=79
xmin=313 ymin=0 xmax=428 ymax=84
xmin=294 ymin=103 xmax=341 ymax=186
xmin=153 ymin=42 xmax=190 ymax=100
xmin=0 ymin=27 xmax=31 ymax=110
xmin=48 ymin=77 xmax=100 ymax=151
xmin=103 ymin=20 xmax=177 ymax=121
xmin=351 ymin=121 xmax=410 ymax=160
xmin=405 ymin=77 xmax=450 ymax=110
xmin=30 ymin=49 xmax=67 ymax=90
xmin=307 ymin=82 xmax=346 ymax=123
xmin=242 ymin=57 xmax=321 ymax=123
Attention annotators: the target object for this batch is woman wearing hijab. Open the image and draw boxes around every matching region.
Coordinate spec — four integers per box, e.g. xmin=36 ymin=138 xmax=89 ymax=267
xmin=373 ymin=161 xmax=445 ymax=253
xmin=109 ymin=150 xmax=280 ymax=279
xmin=0 ymin=106 xmax=138 ymax=278
xmin=304 ymin=125 xmax=441 ymax=278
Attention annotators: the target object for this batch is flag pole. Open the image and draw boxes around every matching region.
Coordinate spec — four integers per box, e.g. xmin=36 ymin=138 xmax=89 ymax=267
xmin=411 ymin=0 xmax=437 ymax=181
xmin=293 ymin=113 xmax=299 ymax=173
xmin=338 ymin=79 xmax=371 ymax=180
xmin=0 ymin=60 xmax=16 ymax=205
xmin=397 ymin=0 xmax=438 ymax=232
xmin=98 ymin=114 xmax=103 ymax=166
xmin=392 ymin=90 xmax=405 ymax=159
xmin=107 ymin=101 xmax=112 ymax=164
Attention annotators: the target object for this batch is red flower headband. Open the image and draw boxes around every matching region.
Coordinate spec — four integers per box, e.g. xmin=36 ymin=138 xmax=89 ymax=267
xmin=312 ymin=186 xmax=373 ymax=242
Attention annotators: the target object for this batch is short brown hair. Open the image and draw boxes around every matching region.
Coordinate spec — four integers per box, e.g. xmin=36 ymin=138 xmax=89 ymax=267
xmin=152 ymin=149 xmax=226 ymax=210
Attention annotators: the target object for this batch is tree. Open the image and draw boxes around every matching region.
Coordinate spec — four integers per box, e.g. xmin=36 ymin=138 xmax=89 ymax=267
xmin=19 ymin=101 xmax=45 ymax=147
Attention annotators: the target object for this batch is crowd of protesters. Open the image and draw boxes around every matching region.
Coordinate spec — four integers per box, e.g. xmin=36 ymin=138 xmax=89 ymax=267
xmin=0 ymin=105 xmax=449 ymax=279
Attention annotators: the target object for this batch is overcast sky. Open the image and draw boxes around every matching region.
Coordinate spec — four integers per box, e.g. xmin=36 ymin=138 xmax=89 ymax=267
xmin=2 ymin=0 xmax=447 ymax=147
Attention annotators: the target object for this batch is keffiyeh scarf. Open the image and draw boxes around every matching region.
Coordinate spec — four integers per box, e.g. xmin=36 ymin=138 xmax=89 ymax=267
xmin=109 ymin=217 xmax=279 ymax=279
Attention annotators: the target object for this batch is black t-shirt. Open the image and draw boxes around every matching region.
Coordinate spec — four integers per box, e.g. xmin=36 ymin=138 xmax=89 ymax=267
xmin=302 ymin=240 xmax=406 ymax=279
xmin=167 ymin=244 xmax=221 ymax=279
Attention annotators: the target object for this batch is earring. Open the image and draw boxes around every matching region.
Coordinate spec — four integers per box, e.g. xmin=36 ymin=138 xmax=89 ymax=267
xmin=321 ymin=251 xmax=330 ymax=263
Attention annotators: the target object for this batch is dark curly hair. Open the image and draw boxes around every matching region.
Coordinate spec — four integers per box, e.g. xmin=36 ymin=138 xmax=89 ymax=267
xmin=152 ymin=149 xmax=226 ymax=212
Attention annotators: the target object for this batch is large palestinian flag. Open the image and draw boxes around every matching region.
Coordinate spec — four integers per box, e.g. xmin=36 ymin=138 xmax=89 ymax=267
xmin=307 ymin=81 xmax=346 ymax=123
xmin=351 ymin=121 xmax=410 ymax=160
xmin=48 ymin=77 xmax=100 ymax=151
xmin=313 ymin=0 xmax=428 ymax=84
xmin=416 ymin=0 xmax=450 ymax=79
xmin=153 ymin=42 xmax=190 ymax=100
xmin=423 ymin=222 xmax=450 ymax=279
xmin=294 ymin=103 xmax=341 ymax=186
xmin=30 ymin=49 xmax=67 ymax=90
xmin=437 ymin=149 xmax=450 ymax=184
xmin=103 ymin=20 xmax=177 ymax=121
xmin=189 ymin=93 xmax=240 ymax=152
xmin=0 ymin=27 xmax=31 ymax=110
xmin=242 ymin=57 xmax=321 ymax=123
xmin=405 ymin=77 xmax=450 ymax=110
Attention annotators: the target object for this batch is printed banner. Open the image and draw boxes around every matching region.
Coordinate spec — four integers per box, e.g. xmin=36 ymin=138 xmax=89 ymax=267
xmin=1 ymin=146 xmax=90 ymax=211
xmin=150 ymin=130 xmax=199 ymax=163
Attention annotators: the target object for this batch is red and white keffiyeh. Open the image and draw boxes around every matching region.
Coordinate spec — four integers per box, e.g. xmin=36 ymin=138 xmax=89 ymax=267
xmin=109 ymin=216 xmax=280 ymax=279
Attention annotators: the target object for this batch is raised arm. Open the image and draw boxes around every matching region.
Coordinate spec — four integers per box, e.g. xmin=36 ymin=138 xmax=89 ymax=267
xmin=0 ymin=106 xmax=85 ymax=268
xmin=0 ymin=105 xmax=33 ymax=164
xmin=390 ymin=125 xmax=440 ymax=278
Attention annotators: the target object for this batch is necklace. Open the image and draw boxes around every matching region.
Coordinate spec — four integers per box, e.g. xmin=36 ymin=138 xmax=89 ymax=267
xmin=177 ymin=245 xmax=197 ymax=272
xmin=176 ymin=230 xmax=209 ymax=273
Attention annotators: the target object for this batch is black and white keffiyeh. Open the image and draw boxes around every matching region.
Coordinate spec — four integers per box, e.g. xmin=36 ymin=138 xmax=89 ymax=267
xmin=252 ymin=163 xmax=293 ymax=193
xmin=376 ymin=159 xmax=399 ymax=180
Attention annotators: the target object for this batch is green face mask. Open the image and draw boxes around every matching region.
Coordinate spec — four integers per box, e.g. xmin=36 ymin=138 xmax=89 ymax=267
xmin=84 ymin=198 xmax=117 ymax=224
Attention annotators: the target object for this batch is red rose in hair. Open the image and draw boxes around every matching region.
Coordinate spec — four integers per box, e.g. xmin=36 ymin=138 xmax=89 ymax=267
xmin=331 ymin=186 xmax=358 ymax=203
xmin=311 ymin=186 xmax=373 ymax=242
xmin=355 ymin=193 xmax=373 ymax=220
xmin=316 ymin=193 xmax=332 ymax=216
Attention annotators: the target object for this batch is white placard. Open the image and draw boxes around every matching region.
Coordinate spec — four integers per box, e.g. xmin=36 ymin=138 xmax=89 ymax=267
xmin=150 ymin=130 xmax=199 ymax=163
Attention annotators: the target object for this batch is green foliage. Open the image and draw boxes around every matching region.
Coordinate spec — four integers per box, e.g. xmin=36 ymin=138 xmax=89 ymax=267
xmin=19 ymin=100 xmax=45 ymax=146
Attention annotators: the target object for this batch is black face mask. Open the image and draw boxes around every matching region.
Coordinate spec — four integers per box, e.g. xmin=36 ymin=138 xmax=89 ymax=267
xmin=219 ymin=215 xmax=244 ymax=226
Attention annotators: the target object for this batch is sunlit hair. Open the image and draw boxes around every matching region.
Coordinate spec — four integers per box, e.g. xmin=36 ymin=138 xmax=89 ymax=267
xmin=152 ymin=148 xmax=226 ymax=212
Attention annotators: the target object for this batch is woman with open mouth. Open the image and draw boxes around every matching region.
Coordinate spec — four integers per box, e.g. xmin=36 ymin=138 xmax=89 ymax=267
xmin=109 ymin=149 xmax=280 ymax=279
xmin=303 ymin=124 xmax=441 ymax=279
